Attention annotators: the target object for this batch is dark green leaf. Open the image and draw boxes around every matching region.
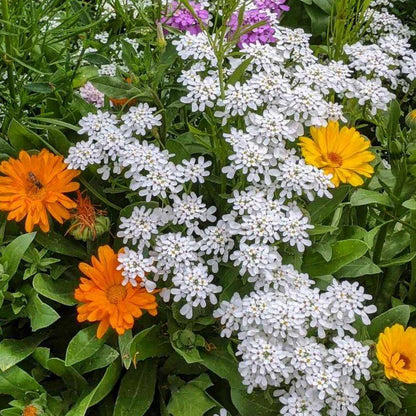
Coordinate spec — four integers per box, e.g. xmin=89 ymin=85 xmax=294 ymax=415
xmin=368 ymin=305 xmax=410 ymax=340
xmin=231 ymin=388 xmax=280 ymax=416
xmin=35 ymin=231 xmax=87 ymax=260
xmin=26 ymin=293 xmax=60 ymax=331
xmin=351 ymin=189 xmax=394 ymax=207
xmin=33 ymin=273 xmax=77 ymax=306
xmin=334 ymin=256 xmax=382 ymax=278
xmin=7 ymin=119 xmax=43 ymax=150
xmin=0 ymin=366 xmax=44 ymax=399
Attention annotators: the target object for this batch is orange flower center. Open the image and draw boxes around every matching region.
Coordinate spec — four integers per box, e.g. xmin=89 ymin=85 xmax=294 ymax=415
xmin=327 ymin=152 xmax=343 ymax=167
xmin=106 ymin=284 xmax=127 ymax=304
xmin=391 ymin=351 xmax=411 ymax=371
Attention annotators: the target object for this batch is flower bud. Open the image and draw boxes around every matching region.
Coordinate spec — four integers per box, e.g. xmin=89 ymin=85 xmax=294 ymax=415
xmin=69 ymin=215 xmax=110 ymax=242
xmin=156 ymin=22 xmax=167 ymax=51
xmin=406 ymin=109 xmax=416 ymax=130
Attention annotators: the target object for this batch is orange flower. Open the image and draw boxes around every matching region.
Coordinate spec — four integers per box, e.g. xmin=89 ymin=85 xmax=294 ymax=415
xmin=74 ymin=245 xmax=158 ymax=338
xmin=22 ymin=405 xmax=39 ymax=416
xmin=376 ymin=324 xmax=416 ymax=383
xmin=0 ymin=149 xmax=80 ymax=232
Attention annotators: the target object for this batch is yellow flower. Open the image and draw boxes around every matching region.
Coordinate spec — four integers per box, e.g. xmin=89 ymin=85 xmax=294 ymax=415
xmin=299 ymin=121 xmax=375 ymax=187
xmin=376 ymin=324 xmax=416 ymax=383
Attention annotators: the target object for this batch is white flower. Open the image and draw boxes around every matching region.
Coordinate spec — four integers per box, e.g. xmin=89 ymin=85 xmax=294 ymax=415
xmin=279 ymin=386 xmax=323 ymax=416
xmin=120 ymin=103 xmax=162 ymax=136
xmin=171 ymin=263 xmax=222 ymax=319
xmin=172 ymin=32 xmax=217 ymax=65
xmin=325 ymin=377 xmax=360 ymax=416
xmin=180 ymin=75 xmax=221 ymax=112
xmin=98 ymin=63 xmax=118 ymax=76
xmin=280 ymin=206 xmax=313 ymax=252
xmin=239 ymin=42 xmax=284 ymax=73
xmin=346 ymin=76 xmax=395 ymax=115
xmin=215 ymin=82 xmax=261 ymax=118
xmin=213 ymin=292 xmax=243 ymax=337
xmin=329 ymin=336 xmax=372 ymax=380
xmin=117 ymin=247 xmax=157 ymax=291
xmin=401 ymin=52 xmax=416 ymax=81
xmin=78 ymin=111 xmax=119 ymax=138
xmin=305 ymin=366 xmax=340 ymax=401
xmin=230 ymin=242 xmax=281 ymax=277
xmin=236 ymin=334 xmax=290 ymax=392
xmin=64 ymin=140 xmax=104 ymax=170
xmin=117 ymin=206 xmax=170 ymax=246
xmin=177 ymin=156 xmax=212 ymax=183
xmin=170 ymin=192 xmax=216 ymax=234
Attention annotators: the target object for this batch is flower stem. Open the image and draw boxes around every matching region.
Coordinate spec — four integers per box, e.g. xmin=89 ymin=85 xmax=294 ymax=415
xmin=408 ymin=211 xmax=416 ymax=302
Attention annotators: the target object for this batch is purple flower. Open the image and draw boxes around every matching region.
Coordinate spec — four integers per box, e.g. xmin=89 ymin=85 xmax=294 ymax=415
xmin=161 ymin=1 xmax=210 ymax=35
xmin=255 ymin=0 xmax=290 ymax=17
xmin=228 ymin=9 xmax=276 ymax=48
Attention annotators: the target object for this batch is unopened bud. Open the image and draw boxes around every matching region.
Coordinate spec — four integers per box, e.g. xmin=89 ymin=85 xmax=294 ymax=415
xmin=156 ymin=22 xmax=167 ymax=51
xmin=406 ymin=109 xmax=416 ymax=130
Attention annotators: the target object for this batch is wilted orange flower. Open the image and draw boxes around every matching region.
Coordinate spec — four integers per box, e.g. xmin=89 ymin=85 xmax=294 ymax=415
xmin=22 ymin=405 xmax=39 ymax=416
xmin=0 ymin=149 xmax=80 ymax=232
xmin=299 ymin=121 xmax=375 ymax=187
xmin=74 ymin=245 xmax=158 ymax=338
xmin=376 ymin=324 xmax=416 ymax=383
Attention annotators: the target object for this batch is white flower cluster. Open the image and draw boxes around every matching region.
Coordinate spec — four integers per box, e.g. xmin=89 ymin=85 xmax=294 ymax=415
xmin=214 ymin=274 xmax=375 ymax=415
xmin=342 ymin=0 xmax=416 ymax=95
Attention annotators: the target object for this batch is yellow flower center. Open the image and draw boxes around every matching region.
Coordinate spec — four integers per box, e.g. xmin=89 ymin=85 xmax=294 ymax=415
xmin=107 ymin=285 xmax=127 ymax=304
xmin=327 ymin=152 xmax=343 ymax=167
xmin=23 ymin=405 xmax=39 ymax=416
xmin=409 ymin=110 xmax=416 ymax=120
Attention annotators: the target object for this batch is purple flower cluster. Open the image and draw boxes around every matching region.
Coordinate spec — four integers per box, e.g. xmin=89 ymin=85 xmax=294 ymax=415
xmin=161 ymin=1 xmax=210 ymax=35
xmin=228 ymin=9 xmax=276 ymax=48
xmin=255 ymin=0 xmax=290 ymax=17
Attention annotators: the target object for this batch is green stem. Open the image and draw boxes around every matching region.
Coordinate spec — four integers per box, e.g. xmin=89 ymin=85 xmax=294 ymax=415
xmin=1 ymin=0 xmax=16 ymax=102
xmin=80 ymin=178 xmax=122 ymax=211
xmin=408 ymin=211 xmax=416 ymax=302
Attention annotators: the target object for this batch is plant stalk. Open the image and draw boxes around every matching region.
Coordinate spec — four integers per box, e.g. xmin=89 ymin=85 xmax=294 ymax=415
xmin=1 ymin=0 xmax=16 ymax=101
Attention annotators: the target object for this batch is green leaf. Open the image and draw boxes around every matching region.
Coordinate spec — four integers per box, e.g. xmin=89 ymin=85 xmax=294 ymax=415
xmin=46 ymin=358 xmax=88 ymax=393
xmin=65 ymin=325 xmax=105 ymax=366
xmin=130 ymin=325 xmax=172 ymax=364
xmin=113 ymin=359 xmax=158 ymax=416
xmin=302 ymin=240 xmax=368 ymax=276
xmin=200 ymin=339 xmax=243 ymax=388
xmin=166 ymin=139 xmax=191 ymax=164
xmin=0 ymin=333 xmax=46 ymax=371
xmin=167 ymin=375 xmax=217 ymax=416
xmin=0 ymin=366 xmax=44 ymax=399
xmin=25 ymin=82 xmax=54 ymax=93
xmin=386 ymin=100 xmax=401 ymax=142
xmin=47 ymin=129 xmax=72 ymax=154
xmin=228 ymin=58 xmax=253 ymax=85
xmin=74 ymin=344 xmax=119 ymax=374
xmin=26 ymin=293 xmax=60 ymax=331
xmin=372 ymin=380 xmax=402 ymax=408
xmin=231 ymin=388 xmax=280 ymax=416
xmin=309 ymin=187 xmax=348 ymax=223
xmin=403 ymin=198 xmax=416 ymax=210
xmin=1 ymin=232 xmax=36 ymax=278
xmin=35 ymin=231 xmax=87 ymax=260
xmin=90 ymin=76 xmax=137 ymax=98
xmin=0 ymin=138 xmax=17 ymax=156
xmin=305 ymin=4 xmax=330 ymax=34
xmin=379 ymin=252 xmax=416 ymax=267
xmin=7 ymin=119 xmax=43 ymax=150
xmin=118 ymin=330 xmax=133 ymax=369
xmin=308 ymin=225 xmax=337 ymax=235
xmin=350 ymin=189 xmax=394 ymax=207
xmin=33 ymin=274 xmax=77 ymax=306
xmin=368 ymin=305 xmax=410 ymax=340
xmin=66 ymin=361 xmax=121 ymax=416
xmin=334 ymin=256 xmax=382 ymax=278
xmin=313 ymin=0 xmax=332 ymax=13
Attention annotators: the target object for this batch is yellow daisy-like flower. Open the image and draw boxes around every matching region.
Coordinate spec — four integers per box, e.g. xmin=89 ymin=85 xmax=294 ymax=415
xmin=376 ymin=324 xmax=416 ymax=383
xmin=299 ymin=121 xmax=375 ymax=187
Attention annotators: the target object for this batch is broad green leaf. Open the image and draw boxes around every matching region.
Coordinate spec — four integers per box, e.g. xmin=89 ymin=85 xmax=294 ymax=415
xmin=312 ymin=0 xmax=332 ymax=13
xmin=7 ymin=119 xmax=43 ymax=150
xmin=0 ymin=366 xmax=44 ymax=399
xmin=368 ymin=305 xmax=410 ymax=340
xmin=350 ymin=189 xmax=394 ymax=207
xmin=381 ymin=230 xmax=410 ymax=260
xmin=200 ymin=339 xmax=243 ymax=388
xmin=130 ymin=325 xmax=172 ymax=364
xmin=65 ymin=325 xmax=105 ymax=366
xmin=90 ymin=76 xmax=137 ymax=98
xmin=0 ymin=138 xmax=16 ymax=156
xmin=308 ymin=225 xmax=337 ymax=235
xmin=113 ymin=359 xmax=158 ymax=416
xmin=334 ymin=256 xmax=382 ymax=278
xmin=166 ymin=139 xmax=191 ymax=164
xmin=33 ymin=274 xmax=77 ymax=306
xmin=386 ymin=100 xmax=401 ymax=143
xmin=0 ymin=333 xmax=46 ymax=371
xmin=25 ymin=82 xmax=54 ymax=93
xmin=302 ymin=240 xmax=368 ymax=276
xmin=1 ymin=232 xmax=36 ymax=278
xmin=228 ymin=58 xmax=253 ymax=85
xmin=309 ymin=187 xmax=348 ymax=223
xmin=66 ymin=361 xmax=121 ymax=416
xmin=167 ymin=375 xmax=217 ymax=416
xmin=74 ymin=344 xmax=119 ymax=374
xmin=48 ymin=129 xmax=72 ymax=154
xmin=371 ymin=380 xmax=402 ymax=408
xmin=26 ymin=293 xmax=60 ymax=331
xmin=305 ymin=4 xmax=330 ymax=34
xmin=231 ymin=388 xmax=280 ymax=416
xmin=403 ymin=198 xmax=416 ymax=210
xmin=35 ymin=231 xmax=87 ymax=260
xmin=46 ymin=358 xmax=88 ymax=393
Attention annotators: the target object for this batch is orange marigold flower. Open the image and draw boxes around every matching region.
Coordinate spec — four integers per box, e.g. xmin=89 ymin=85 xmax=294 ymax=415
xmin=299 ymin=120 xmax=375 ymax=187
xmin=74 ymin=245 xmax=158 ymax=338
xmin=22 ymin=405 xmax=39 ymax=416
xmin=376 ymin=324 xmax=416 ymax=383
xmin=0 ymin=149 xmax=80 ymax=232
